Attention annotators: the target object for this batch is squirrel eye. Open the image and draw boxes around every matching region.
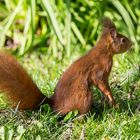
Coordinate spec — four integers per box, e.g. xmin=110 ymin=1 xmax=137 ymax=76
xmin=121 ymin=38 xmax=126 ymax=44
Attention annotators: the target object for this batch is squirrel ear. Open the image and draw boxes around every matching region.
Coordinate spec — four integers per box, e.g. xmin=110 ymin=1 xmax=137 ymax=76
xmin=102 ymin=17 xmax=116 ymax=29
xmin=109 ymin=28 xmax=117 ymax=39
xmin=101 ymin=17 xmax=117 ymax=38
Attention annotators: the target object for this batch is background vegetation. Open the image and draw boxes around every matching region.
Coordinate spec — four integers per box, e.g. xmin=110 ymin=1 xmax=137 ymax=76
xmin=0 ymin=0 xmax=140 ymax=139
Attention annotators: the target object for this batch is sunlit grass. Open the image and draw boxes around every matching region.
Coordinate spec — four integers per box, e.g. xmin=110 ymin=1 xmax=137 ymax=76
xmin=0 ymin=48 xmax=139 ymax=139
xmin=0 ymin=0 xmax=140 ymax=139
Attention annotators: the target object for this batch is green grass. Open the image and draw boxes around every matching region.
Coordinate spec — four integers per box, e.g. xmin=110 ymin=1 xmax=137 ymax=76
xmin=0 ymin=48 xmax=140 ymax=139
xmin=0 ymin=0 xmax=140 ymax=139
xmin=0 ymin=0 xmax=140 ymax=56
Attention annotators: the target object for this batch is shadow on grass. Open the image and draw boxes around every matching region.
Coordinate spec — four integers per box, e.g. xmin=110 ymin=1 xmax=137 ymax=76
xmin=0 ymin=96 xmax=139 ymax=124
xmin=91 ymin=97 xmax=140 ymax=119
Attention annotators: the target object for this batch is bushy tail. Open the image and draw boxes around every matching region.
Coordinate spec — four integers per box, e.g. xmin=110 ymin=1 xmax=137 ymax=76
xmin=0 ymin=51 xmax=51 ymax=110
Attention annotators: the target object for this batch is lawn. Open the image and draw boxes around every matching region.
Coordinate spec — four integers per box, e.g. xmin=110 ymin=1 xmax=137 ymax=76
xmin=0 ymin=48 xmax=140 ymax=139
xmin=0 ymin=0 xmax=140 ymax=139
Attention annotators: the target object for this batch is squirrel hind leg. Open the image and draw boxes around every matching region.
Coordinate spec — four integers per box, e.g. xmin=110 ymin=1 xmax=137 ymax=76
xmin=78 ymin=91 xmax=93 ymax=114
xmin=53 ymin=91 xmax=93 ymax=115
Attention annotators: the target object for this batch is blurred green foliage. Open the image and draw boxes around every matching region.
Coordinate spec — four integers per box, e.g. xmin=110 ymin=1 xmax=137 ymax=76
xmin=0 ymin=1 xmax=140 ymax=139
xmin=0 ymin=0 xmax=140 ymax=56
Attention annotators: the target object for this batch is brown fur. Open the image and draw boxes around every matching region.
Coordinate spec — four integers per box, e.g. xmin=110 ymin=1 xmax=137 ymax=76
xmin=0 ymin=52 xmax=52 ymax=109
xmin=52 ymin=18 xmax=133 ymax=115
xmin=0 ymin=18 xmax=132 ymax=115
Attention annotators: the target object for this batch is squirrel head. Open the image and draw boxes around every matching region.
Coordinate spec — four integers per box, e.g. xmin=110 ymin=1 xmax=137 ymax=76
xmin=102 ymin=17 xmax=133 ymax=54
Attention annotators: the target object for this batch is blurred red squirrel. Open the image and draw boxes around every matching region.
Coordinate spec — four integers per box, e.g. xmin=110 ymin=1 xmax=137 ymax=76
xmin=0 ymin=18 xmax=132 ymax=115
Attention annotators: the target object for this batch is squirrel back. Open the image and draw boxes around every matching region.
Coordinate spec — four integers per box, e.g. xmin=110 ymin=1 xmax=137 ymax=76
xmin=53 ymin=18 xmax=133 ymax=115
xmin=0 ymin=51 xmax=52 ymax=110
xmin=0 ymin=18 xmax=133 ymax=115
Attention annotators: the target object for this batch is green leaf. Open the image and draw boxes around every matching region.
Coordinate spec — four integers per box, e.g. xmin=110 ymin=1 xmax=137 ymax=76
xmin=16 ymin=125 xmax=25 ymax=140
xmin=19 ymin=6 xmax=31 ymax=55
xmin=0 ymin=3 xmax=9 ymax=18
xmin=42 ymin=103 xmax=51 ymax=112
xmin=40 ymin=0 xmax=65 ymax=46
xmin=111 ymin=0 xmax=136 ymax=42
xmin=63 ymin=111 xmax=73 ymax=122
xmin=0 ymin=0 xmax=23 ymax=48
xmin=124 ymin=0 xmax=137 ymax=23
xmin=63 ymin=110 xmax=78 ymax=122
xmin=50 ymin=116 xmax=57 ymax=124
xmin=24 ymin=0 xmax=36 ymax=53
xmin=36 ymin=135 xmax=42 ymax=140
xmin=65 ymin=0 xmax=71 ymax=57
xmin=71 ymin=22 xmax=85 ymax=46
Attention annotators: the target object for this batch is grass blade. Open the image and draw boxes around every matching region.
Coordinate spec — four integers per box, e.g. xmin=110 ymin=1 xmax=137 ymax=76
xmin=0 ymin=3 xmax=9 ymax=19
xmin=40 ymin=0 xmax=65 ymax=46
xmin=0 ymin=0 xmax=23 ymax=48
xmin=65 ymin=0 xmax=71 ymax=57
xmin=124 ymin=0 xmax=137 ymax=23
xmin=71 ymin=22 xmax=85 ymax=46
xmin=19 ymin=0 xmax=36 ymax=55
xmin=111 ymin=0 xmax=136 ymax=41
xmin=25 ymin=0 xmax=36 ymax=53
xmin=19 ymin=6 xmax=31 ymax=55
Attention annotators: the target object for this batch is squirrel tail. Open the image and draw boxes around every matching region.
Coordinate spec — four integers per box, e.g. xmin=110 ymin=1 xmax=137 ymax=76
xmin=0 ymin=51 xmax=53 ymax=110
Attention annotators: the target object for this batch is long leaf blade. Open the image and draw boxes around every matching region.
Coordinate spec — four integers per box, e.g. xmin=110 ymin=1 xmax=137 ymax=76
xmin=0 ymin=0 xmax=23 ymax=48
xmin=40 ymin=0 xmax=65 ymax=46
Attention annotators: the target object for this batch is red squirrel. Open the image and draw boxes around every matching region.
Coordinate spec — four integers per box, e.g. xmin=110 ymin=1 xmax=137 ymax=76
xmin=0 ymin=18 xmax=132 ymax=115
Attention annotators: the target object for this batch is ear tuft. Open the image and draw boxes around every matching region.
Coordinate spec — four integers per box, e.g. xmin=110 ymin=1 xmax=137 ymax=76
xmin=102 ymin=17 xmax=116 ymax=29
xmin=101 ymin=17 xmax=117 ymax=38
